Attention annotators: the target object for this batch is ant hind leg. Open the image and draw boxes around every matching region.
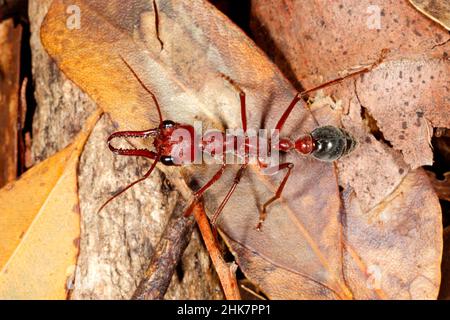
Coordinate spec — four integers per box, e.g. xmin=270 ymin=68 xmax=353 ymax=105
xmin=257 ymin=162 xmax=294 ymax=231
xmin=275 ymin=49 xmax=389 ymax=133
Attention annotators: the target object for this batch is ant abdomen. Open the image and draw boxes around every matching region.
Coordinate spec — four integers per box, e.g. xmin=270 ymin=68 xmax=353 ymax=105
xmin=311 ymin=126 xmax=357 ymax=161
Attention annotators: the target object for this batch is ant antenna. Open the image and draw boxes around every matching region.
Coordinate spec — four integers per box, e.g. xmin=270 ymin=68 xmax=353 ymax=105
xmin=97 ymin=156 xmax=160 ymax=213
xmin=119 ymin=55 xmax=163 ymax=125
xmin=97 ymin=55 xmax=166 ymax=213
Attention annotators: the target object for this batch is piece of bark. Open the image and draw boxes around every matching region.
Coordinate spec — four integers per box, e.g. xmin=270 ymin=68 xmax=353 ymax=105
xmin=18 ymin=77 xmax=28 ymax=172
xmin=0 ymin=19 xmax=21 ymax=187
xmin=29 ymin=0 xmax=222 ymax=299
xmin=29 ymin=0 xmax=95 ymax=163
xmin=132 ymin=209 xmax=195 ymax=300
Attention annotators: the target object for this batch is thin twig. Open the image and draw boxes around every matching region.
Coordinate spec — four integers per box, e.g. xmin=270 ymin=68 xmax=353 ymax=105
xmin=192 ymin=202 xmax=241 ymax=300
xmin=240 ymin=283 xmax=267 ymax=300
xmin=132 ymin=207 xmax=195 ymax=300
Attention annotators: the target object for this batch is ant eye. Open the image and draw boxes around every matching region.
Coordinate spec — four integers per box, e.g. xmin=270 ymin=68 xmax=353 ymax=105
xmin=162 ymin=120 xmax=175 ymax=129
xmin=160 ymin=155 xmax=175 ymax=166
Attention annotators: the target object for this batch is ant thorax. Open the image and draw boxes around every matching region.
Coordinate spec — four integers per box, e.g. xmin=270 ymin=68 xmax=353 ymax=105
xmin=199 ymin=129 xmax=281 ymax=167
xmin=163 ymin=125 xmax=282 ymax=167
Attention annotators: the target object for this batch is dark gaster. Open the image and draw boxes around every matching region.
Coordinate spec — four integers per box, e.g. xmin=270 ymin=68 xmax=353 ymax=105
xmin=311 ymin=126 xmax=356 ymax=161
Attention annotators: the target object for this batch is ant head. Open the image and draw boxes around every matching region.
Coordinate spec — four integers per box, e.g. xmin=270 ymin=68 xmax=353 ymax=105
xmin=294 ymin=134 xmax=315 ymax=155
xmin=155 ymin=122 xmax=195 ymax=167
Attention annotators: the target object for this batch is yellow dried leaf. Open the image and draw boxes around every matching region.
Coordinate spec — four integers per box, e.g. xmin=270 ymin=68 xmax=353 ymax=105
xmin=0 ymin=109 xmax=101 ymax=299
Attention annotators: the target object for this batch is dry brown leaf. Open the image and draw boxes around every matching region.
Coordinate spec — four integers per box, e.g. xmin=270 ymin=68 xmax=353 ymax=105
xmin=355 ymin=59 xmax=448 ymax=168
xmin=0 ymin=109 xmax=101 ymax=299
xmin=228 ymin=170 xmax=441 ymax=300
xmin=341 ymin=169 xmax=441 ymax=299
xmin=409 ymin=0 xmax=450 ymax=30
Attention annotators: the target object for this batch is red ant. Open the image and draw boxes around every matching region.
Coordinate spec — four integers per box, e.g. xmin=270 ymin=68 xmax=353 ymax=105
xmin=99 ymin=54 xmax=385 ymax=230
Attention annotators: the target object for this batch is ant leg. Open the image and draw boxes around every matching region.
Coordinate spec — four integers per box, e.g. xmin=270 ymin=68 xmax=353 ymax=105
xmin=275 ymin=93 xmax=303 ymax=132
xmin=184 ymin=163 xmax=229 ymax=217
xmin=257 ymin=162 xmax=294 ymax=231
xmin=210 ymin=164 xmax=248 ymax=227
xmin=220 ymin=74 xmax=250 ymax=169
xmin=221 ymin=74 xmax=247 ymax=132
xmin=300 ymin=49 xmax=389 ymax=97
xmin=240 ymin=90 xmax=247 ymax=133
xmin=186 ymin=75 xmax=249 ymax=221
xmin=274 ymin=68 xmax=367 ymax=132
xmin=97 ymin=130 xmax=160 ymax=213
xmin=275 ymin=49 xmax=389 ymax=133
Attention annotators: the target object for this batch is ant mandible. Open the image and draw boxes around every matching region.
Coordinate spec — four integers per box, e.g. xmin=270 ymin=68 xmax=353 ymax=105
xmin=99 ymin=52 xmax=386 ymax=231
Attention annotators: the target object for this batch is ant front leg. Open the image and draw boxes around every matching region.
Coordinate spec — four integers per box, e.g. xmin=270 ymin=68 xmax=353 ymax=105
xmin=257 ymin=162 xmax=294 ymax=231
xmin=184 ymin=163 xmax=229 ymax=217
